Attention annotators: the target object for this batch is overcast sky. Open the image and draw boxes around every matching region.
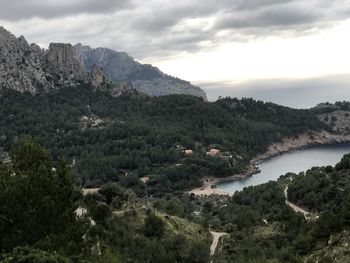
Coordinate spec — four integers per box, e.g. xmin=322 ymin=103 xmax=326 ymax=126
xmin=1 ymin=0 xmax=350 ymax=103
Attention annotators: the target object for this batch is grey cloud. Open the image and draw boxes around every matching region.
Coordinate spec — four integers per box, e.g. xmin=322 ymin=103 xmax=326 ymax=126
xmin=215 ymin=5 xmax=321 ymax=30
xmin=119 ymin=0 xmax=350 ymax=58
xmin=124 ymin=0 xmax=295 ymax=33
xmin=232 ymin=0 xmax=295 ymax=11
xmin=0 ymin=0 xmax=134 ymax=21
xmin=1 ymin=0 xmax=350 ymax=59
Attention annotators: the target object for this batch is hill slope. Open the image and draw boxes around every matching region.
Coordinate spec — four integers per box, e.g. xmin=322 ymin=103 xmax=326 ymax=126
xmin=0 ymin=85 xmax=330 ymax=192
xmin=74 ymin=43 xmax=207 ymax=99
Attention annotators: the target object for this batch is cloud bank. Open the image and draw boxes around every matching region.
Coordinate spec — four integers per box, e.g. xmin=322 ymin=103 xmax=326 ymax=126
xmin=1 ymin=0 xmax=350 ymax=59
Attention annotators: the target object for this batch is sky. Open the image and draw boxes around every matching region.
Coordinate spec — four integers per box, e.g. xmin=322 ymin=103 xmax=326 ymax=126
xmin=1 ymin=0 xmax=350 ymax=107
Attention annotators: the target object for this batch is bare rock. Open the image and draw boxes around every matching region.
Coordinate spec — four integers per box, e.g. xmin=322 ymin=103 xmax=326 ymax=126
xmin=47 ymin=43 xmax=86 ymax=82
xmin=0 ymin=26 xmax=207 ymax=100
xmin=74 ymin=44 xmax=207 ymax=99
xmin=110 ymin=82 xmax=139 ymax=97
xmin=0 ymin=26 xmax=51 ymax=93
xmin=89 ymin=64 xmax=109 ymax=87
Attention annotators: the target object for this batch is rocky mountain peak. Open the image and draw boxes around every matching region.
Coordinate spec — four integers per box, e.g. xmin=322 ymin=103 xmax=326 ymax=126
xmin=0 ymin=26 xmax=14 ymax=39
xmin=47 ymin=43 xmax=86 ymax=81
xmin=0 ymin=28 xmax=51 ymax=93
xmin=0 ymin=27 xmax=207 ymax=99
xmin=0 ymin=27 xmax=21 ymax=50
xmin=0 ymin=28 xmax=89 ymax=93
xmin=74 ymin=44 xmax=207 ymax=99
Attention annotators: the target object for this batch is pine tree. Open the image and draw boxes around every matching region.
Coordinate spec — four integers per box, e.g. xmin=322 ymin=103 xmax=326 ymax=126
xmin=341 ymin=195 xmax=350 ymax=227
xmin=0 ymin=139 xmax=82 ymax=252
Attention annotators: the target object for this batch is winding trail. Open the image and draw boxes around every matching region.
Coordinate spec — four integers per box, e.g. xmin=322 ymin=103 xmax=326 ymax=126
xmin=210 ymin=231 xmax=228 ymax=260
xmin=284 ymin=186 xmax=318 ymax=220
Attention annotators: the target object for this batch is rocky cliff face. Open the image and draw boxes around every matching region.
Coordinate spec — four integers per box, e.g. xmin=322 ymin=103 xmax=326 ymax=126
xmin=74 ymin=44 xmax=207 ymax=100
xmin=0 ymin=27 xmax=207 ymax=99
xmin=88 ymin=64 xmax=109 ymax=87
xmin=0 ymin=26 xmax=52 ymax=93
xmin=47 ymin=43 xmax=86 ymax=82
xmin=0 ymin=27 xmax=89 ymax=93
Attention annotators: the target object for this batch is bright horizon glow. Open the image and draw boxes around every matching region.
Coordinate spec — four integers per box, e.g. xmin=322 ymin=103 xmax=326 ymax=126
xmin=152 ymin=19 xmax=350 ymax=85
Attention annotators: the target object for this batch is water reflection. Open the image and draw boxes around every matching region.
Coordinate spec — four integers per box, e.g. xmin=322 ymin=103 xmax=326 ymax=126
xmin=217 ymin=143 xmax=350 ymax=193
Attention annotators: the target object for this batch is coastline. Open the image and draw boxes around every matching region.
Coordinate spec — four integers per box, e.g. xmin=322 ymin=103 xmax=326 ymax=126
xmin=189 ymin=131 xmax=350 ymax=196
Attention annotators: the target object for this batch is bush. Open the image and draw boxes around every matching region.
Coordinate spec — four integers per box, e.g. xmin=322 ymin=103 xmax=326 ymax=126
xmin=0 ymin=247 xmax=72 ymax=263
xmin=143 ymin=213 xmax=165 ymax=239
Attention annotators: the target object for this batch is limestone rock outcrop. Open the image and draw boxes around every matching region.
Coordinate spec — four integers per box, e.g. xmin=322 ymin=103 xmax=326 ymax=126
xmin=0 ymin=27 xmax=87 ymax=93
xmin=110 ymin=82 xmax=139 ymax=97
xmin=0 ymin=26 xmax=207 ymax=100
xmin=88 ymin=64 xmax=109 ymax=87
xmin=74 ymin=44 xmax=207 ymax=100
xmin=0 ymin=26 xmax=52 ymax=93
xmin=47 ymin=43 xmax=86 ymax=82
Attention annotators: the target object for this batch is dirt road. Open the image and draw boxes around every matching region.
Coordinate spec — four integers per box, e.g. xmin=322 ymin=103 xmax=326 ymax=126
xmin=210 ymin=231 xmax=228 ymax=258
xmin=284 ymin=186 xmax=318 ymax=220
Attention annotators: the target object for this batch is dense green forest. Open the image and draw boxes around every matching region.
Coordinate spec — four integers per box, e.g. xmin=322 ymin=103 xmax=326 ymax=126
xmin=199 ymin=156 xmax=350 ymax=262
xmin=288 ymin=154 xmax=350 ymax=212
xmin=0 ymin=85 xmax=328 ymax=192
xmin=2 ymin=141 xmax=350 ymax=262
xmin=0 ymin=141 xmax=211 ymax=262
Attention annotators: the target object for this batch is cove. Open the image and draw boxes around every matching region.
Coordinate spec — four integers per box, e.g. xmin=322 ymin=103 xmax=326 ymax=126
xmin=217 ymin=143 xmax=350 ymax=194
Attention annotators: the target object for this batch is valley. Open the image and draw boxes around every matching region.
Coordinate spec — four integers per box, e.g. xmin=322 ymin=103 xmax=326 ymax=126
xmin=1 ymin=25 xmax=350 ymax=263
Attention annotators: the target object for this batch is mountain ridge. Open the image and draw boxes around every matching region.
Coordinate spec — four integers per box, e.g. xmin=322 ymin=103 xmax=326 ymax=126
xmin=74 ymin=43 xmax=207 ymax=99
xmin=0 ymin=26 xmax=206 ymax=99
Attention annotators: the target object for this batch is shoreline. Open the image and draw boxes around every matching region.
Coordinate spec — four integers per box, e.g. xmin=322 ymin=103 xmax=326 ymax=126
xmin=190 ymin=131 xmax=350 ymax=196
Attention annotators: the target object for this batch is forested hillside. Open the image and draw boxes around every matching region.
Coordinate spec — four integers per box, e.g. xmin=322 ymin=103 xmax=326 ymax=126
xmin=2 ymin=141 xmax=350 ymax=262
xmin=0 ymin=140 xmax=211 ymax=262
xmin=0 ymin=85 xmax=328 ymax=192
xmin=210 ymin=155 xmax=350 ymax=262
xmin=288 ymin=153 xmax=350 ymax=212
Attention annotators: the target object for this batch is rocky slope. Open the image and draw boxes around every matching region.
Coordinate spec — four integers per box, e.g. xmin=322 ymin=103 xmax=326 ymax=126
xmin=316 ymin=102 xmax=350 ymax=134
xmin=0 ymin=27 xmax=89 ymax=93
xmin=252 ymin=131 xmax=350 ymax=164
xmin=0 ymin=26 xmax=140 ymax=97
xmin=0 ymin=26 xmax=206 ymax=99
xmin=0 ymin=26 xmax=52 ymax=93
xmin=74 ymin=44 xmax=207 ymax=99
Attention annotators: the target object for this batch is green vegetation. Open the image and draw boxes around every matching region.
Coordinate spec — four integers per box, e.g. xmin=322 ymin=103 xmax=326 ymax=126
xmin=2 ymin=86 xmax=350 ymax=262
xmin=0 ymin=141 xmax=211 ymax=262
xmin=0 ymin=247 xmax=72 ymax=263
xmin=2 ymin=140 xmax=350 ymax=262
xmin=0 ymin=140 xmax=89 ymax=260
xmin=0 ymin=86 xmax=328 ymax=192
xmin=288 ymin=154 xmax=350 ymax=212
xmin=211 ymin=156 xmax=350 ymax=262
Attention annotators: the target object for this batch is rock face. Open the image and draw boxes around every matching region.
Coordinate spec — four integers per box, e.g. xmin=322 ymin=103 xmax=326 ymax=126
xmin=88 ymin=64 xmax=109 ymax=87
xmin=47 ymin=43 xmax=86 ymax=82
xmin=110 ymin=82 xmax=139 ymax=97
xmin=74 ymin=44 xmax=207 ymax=99
xmin=316 ymin=103 xmax=350 ymax=134
xmin=0 ymin=27 xmax=87 ymax=93
xmin=0 ymin=26 xmax=52 ymax=93
xmin=0 ymin=26 xmax=207 ymax=99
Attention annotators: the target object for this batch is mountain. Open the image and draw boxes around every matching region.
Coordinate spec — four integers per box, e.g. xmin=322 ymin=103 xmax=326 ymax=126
xmin=0 ymin=26 xmax=142 ymax=97
xmin=74 ymin=43 xmax=207 ymax=99
xmin=0 ymin=27 xmax=85 ymax=92
xmin=0 ymin=26 xmax=54 ymax=93
xmin=0 ymin=26 xmax=206 ymax=99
